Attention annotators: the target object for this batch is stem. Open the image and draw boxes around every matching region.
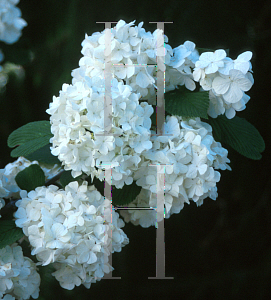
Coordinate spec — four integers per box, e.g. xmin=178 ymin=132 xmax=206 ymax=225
xmin=45 ymin=170 xmax=65 ymax=187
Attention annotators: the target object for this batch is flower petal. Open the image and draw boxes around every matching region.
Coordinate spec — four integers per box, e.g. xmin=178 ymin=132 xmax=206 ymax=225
xmin=212 ymin=76 xmax=230 ymax=94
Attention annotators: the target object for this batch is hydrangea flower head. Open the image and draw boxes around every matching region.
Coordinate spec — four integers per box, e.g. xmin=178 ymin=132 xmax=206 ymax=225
xmin=0 ymin=244 xmax=40 ymax=299
xmin=14 ymin=181 xmax=129 ymax=289
xmin=120 ymin=116 xmax=231 ymax=227
xmin=192 ymin=49 xmax=253 ymax=119
xmin=47 ymin=77 xmax=153 ymax=186
xmin=0 ymin=0 xmax=27 ymax=44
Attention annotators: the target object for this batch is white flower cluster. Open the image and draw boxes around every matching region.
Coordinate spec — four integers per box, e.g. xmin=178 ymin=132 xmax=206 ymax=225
xmin=0 ymin=244 xmax=40 ymax=299
xmin=193 ymin=50 xmax=253 ymax=119
xmin=47 ymin=20 xmax=200 ymax=182
xmin=120 ymin=116 xmax=231 ymax=227
xmin=47 ymin=20 xmax=244 ymax=228
xmin=14 ymin=181 xmax=128 ymax=290
xmin=0 ymin=0 xmax=27 ymax=44
xmin=73 ymin=21 xmax=202 ymax=104
xmin=47 ymin=77 xmax=154 ymax=184
xmin=73 ymin=20 xmax=175 ymax=103
xmin=167 ymin=40 xmax=199 ymax=92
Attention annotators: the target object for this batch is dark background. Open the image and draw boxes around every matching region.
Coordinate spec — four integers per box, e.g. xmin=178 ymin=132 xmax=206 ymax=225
xmin=1 ymin=0 xmax=271 ymax=299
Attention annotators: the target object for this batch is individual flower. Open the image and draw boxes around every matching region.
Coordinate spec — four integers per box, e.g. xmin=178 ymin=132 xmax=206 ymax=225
xmin=212 ymin=69 xmax=253 ymax=104
xmin=0 ymin=244 xmax=40 ymax=299
xmin=14 ymin=181 xmax=129 ymax=289
xmin=0 ymin=0 xmax=27 ymax=44
xmin=193 ymin=49 xmax=226 ymax=81
xmin=219 ymin=51 xmax=253 ymax=75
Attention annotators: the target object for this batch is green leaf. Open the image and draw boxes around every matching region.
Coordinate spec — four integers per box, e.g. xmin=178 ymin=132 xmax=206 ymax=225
xmin=112 ymin=181 xmax=142 ymax=206
xmin=59 ymin=170 xmax=82 ymax=188
xmin=38 ymin=264 xmax=59 ymax=299
xmin=165 ymin=87 xmax=209 ymax=119
xmin=8 ymin=121 xmax=53 ymax=158
xmin=25 ymin=144 xmax=60 ymax=165
xmin=15 ymin=164 xmax=46 ymax=192
xmin=208 ymin=115 xmax=265 ymax=160
xmin=92 ymin=177 xmax=141 ymax=206
xmin=92 ymin=177 xmax=105 ymax=195
xmin=0 ymin=220 xmax=24 ymax=249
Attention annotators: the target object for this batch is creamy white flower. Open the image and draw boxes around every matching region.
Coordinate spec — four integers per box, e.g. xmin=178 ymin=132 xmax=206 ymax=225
xmin=47 ymin=20 xmax=236 ymax=230
xmin=73 ymin=20 xmax=173 ymax=99
xmin=170 ymin=41 xmax=198 ymax=69
xmin=166 ymin=67 xmax=196 ymax=92
xmin=219 ymin=51 xmax=253 ymax=75
xmin=192 ymin=48 xmax=253 ymax=118
xmin=0 ymin=157 xmax=33 ymax=198
xmin=47 ymin=77 xmax=153 ymax=186
xmin=52 ymin=252 xmax=112 ymax=290
xmin=0 ymin=244 xmax=40 ymax=299
xmin=0 ymin=0 xmax=27 ymax=44
xmin=208 ymin=80 xmax=252 ymax=119
xmin=233 ymin=51 xmax=253 ymax=73
xmin=195 ymin=50 xmax=226 ymax=76
xmin=165 ymin=41 xmax=198 ymax=93
xmin=212 ymin=69 xmax=252 ymax=103
xmin=14 ymin=181 xmax=128 ymax=289
xmin=121 ymin=116 xmax=230 ymax=226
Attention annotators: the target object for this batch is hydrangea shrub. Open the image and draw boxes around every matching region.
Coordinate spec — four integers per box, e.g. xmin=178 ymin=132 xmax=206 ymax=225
xmin=0 ymin=19 xmax=265 ymax=298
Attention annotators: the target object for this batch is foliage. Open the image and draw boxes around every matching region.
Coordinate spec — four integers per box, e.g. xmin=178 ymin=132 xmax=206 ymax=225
xmin=7 ymin=121 xmax=52 ymax=158
xmin=0 ymin=220 xmax=24 ymax=249
xmin=208 ymin=115 xmax=265 ymax=160
xmin=165 ymin=87 xmax=209 ymax=119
